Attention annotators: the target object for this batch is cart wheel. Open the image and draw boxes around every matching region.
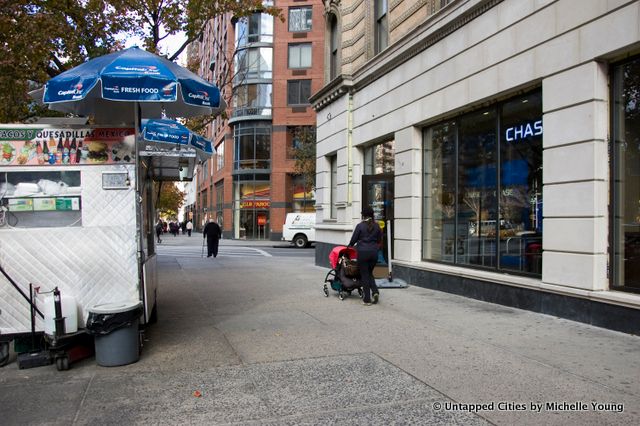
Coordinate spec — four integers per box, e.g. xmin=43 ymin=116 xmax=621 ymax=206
xmin=323 ymin=284 xmax=329 ymax=297
xmin=0 ymin=341 xmax=9 ymax=367
xmin=55 ymin=355 xmax=69 ymax=371
xmin=339 ymin=291 xmax=345 ymax=300
xmin=358 ymin=288 xmax=363 ymax=298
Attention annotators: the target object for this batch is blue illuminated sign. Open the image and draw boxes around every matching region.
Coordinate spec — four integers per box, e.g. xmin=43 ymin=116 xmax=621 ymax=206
xmin=505 ymin=119 xmax=542 ymax=142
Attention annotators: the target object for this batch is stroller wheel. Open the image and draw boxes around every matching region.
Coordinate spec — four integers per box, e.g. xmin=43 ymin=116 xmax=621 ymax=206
xmin=324 ymin=269 xmax=336 ymax=283
xmin=323 ymin=284 xmax=329 ymax=297
xmin=339 ymin=291 xmax=345 ymax=300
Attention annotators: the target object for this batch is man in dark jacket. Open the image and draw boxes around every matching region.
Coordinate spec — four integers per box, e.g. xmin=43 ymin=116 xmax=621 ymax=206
xmin=203 ymin=218 xmax=222 ymax=258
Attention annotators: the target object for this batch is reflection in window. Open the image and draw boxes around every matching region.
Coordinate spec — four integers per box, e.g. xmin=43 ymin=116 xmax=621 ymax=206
xmin=216 ymin=141 xmax=224 ymax=171
xmin=612 ymin=56 xmax=640 ymax=293
xmin=457 ymin=109 xmax=497 ymax=268
xmin=330 ymin=155 xmax=337 ymax=218
xmin=423 ymin=122 xmax=456 ymax=262
xmin=364 ymin=140 xmax=394 ymax=175
xmin=233 ymin=122 xmax=271 ymax=170
xmin=375 ymin=0 xmax=388 ymax=54
xmin=234 ymin=48 xmax=273 ymax=84
xmin=422 ymin=90 xmax=543 ymax=276
xmin=289 ymin=7 xmax=312 ymax=32
xmin=329 ymin=14 xmax=339 ymax=80
xmin=288 ymin=43 xmax=312 ymax=69
xmin=236 ymin=13 xmax=274 ymax=46
xmin=292 ymin=174 xmax=315 ymax=212
xmin=215 ymin=181 xmax=224 ymax=229
xmin=287 ymin=80 xmax=311 ymax=105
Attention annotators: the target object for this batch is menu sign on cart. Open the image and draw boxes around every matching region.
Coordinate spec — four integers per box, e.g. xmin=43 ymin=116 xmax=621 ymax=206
xmin=0 ymin=127 xmax=135 ymax=166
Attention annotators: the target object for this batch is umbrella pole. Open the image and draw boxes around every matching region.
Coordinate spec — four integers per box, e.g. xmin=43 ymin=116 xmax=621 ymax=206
xmin=134 ymin=103 xmax=147 ymax=321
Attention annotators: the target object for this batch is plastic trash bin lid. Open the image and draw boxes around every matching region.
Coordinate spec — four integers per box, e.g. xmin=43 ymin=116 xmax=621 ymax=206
xmin=88 ymin=301 xmax=143 ymax=314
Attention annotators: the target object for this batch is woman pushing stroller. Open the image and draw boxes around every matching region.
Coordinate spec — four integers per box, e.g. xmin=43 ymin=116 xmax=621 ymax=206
xmin=348 ymin=206 xmax=382 ymax=305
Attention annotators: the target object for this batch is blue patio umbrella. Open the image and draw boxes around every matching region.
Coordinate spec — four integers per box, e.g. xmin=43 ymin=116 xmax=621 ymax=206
xmin=37 ymin=46 xmax=225 ymax=123
xmin=140 ymin=118 xmax=215 ymax=161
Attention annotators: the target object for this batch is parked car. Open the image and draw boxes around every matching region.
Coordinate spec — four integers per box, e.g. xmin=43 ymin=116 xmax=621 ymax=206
xmin=282 ymin=213 xmax=315 ymax=248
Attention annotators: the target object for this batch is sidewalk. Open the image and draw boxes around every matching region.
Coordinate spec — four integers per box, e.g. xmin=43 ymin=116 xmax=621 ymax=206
xmin=158 ymin=231 xmax=284 ymax=247
xmin=0 ymin=240 xmax=638 ymax=425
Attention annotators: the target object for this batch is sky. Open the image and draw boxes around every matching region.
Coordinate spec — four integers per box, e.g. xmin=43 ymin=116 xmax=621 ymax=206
xmin=122 ymin=32 xmax=188 ymax=65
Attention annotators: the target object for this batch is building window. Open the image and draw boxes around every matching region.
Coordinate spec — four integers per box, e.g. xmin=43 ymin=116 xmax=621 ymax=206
xmin=292 ymin=175 xmax=315 ymax=212
xmin=612 ymin=56 xmax=640 ymax=293
xmin=329 ymin=14 xmax=339 ymax=80
xmin=287 ymin=126 xmax=315 ymax=158
xmin=289 ymin=6 xmax=312 ymax=32
xmin=287 ymin=80 xmax=312 ymax=106
xmin=233 ymin=122 xmax=271 ymax=170
xmin=330 ymin=155 xmax=337 ymax=218
xmin=216 ymin=141 xmax=224 ymax=171
xmin=423 ymin=90 xmax=543 ymax=276
xmin=364 ymin=140 xmax=395 ymax=174
xmin=233 ymin=173 xmax=271 ymax=240
xmin=288 ymin=43 xmax=312 ymax=69
xmin=232 ymin=83 xmax=273 ymax=119
xmin=235 ymin=12 xmax=274 ymax=47
xmin=375 ymin=0 xmax=388 ymax=54
xmin=234 ymin=47 xmax=273 ymax=84
xmin=215 ymin=181 xmax=224 ymax=229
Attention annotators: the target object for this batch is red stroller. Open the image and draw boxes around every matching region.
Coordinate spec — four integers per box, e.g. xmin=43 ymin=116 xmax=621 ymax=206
xmin=323 ymin=246 xmax=363 ymax=300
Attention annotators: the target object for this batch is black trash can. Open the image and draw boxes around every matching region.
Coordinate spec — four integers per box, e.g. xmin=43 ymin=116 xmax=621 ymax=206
xmin=86 ymin=301 xmax=143 ymax=367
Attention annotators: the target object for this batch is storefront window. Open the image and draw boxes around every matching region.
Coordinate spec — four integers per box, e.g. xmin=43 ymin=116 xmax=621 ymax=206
xmin=233 ymin=174 xmax=270 ymax=240
xmin=612 ymin=56 xmax=640 ymax=292
xmin=215 ymin=181 xmax=224 ymax=229
xmin=423 ymin=122 xmax=456 ymax=261
xmin=423 ymin=90 xmax=543 ymax=276
xmin=233 ymin=122 xmax=271 ymax=170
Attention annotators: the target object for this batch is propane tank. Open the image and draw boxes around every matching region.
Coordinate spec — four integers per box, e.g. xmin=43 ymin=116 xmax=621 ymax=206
xmin=43 ymin=288 xmax=78 ymax=336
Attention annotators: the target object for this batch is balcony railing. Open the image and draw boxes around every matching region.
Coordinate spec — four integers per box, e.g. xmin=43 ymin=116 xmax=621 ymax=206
xmin=230 ymin=107 xmax=273 ymax=122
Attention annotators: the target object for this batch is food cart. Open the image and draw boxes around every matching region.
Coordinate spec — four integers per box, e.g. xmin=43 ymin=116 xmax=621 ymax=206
xmin=0 ymin=122 xmax=182 ymax=367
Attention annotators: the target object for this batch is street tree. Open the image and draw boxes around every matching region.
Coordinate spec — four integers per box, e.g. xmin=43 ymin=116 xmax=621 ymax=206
xmin=156 ymin=182 xmax=185 ymax=218
xmin=0 ymin=0 xmax=281 ymax=123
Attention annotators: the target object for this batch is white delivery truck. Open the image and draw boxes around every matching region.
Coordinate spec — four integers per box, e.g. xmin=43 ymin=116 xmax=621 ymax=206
xmin=282 ymin=212 xmax=316 ymax=248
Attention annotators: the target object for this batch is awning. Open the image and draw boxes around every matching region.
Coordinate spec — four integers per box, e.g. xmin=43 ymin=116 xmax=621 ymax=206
xmin=138 ymin=149 xmax=198 ymax=182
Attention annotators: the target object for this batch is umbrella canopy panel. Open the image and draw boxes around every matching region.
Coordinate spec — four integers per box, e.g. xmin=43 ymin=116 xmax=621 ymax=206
xmin=41 ymin=46 xmax=225 ymax=123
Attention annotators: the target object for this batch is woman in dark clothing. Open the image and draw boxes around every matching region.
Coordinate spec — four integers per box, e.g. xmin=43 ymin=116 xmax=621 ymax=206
xmin=348 ymin=206 xmax=382 ymax=305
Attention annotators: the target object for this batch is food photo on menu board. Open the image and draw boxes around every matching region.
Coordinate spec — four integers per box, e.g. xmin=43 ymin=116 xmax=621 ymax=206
xmin=0 ymin=128 xmax=135 ymax=166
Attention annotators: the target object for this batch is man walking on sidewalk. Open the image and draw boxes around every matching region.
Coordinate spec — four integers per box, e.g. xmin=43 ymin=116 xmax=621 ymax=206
xmin=203 ymin=218 xmax=222 ymax=258
xmin=186 ymin=220 xmax=193 ymax=237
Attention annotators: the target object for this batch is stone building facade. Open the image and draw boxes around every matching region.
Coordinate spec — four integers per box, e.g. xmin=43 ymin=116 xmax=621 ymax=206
xmin=311 ymin=0 xmax=640 ymax=334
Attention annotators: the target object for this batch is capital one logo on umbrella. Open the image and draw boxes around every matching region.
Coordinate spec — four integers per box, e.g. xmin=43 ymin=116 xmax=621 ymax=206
xmin=114 ymin=65 xmax=161 ymax=75
xmin=57 ymin=82 xmax=85 ymax=99
xmin=188 ymin=91 xmax=211 ymax=106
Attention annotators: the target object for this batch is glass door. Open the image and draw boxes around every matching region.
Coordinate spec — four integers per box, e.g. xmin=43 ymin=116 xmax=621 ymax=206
xmin=362 ymin=174 xmax=394 ymax=264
